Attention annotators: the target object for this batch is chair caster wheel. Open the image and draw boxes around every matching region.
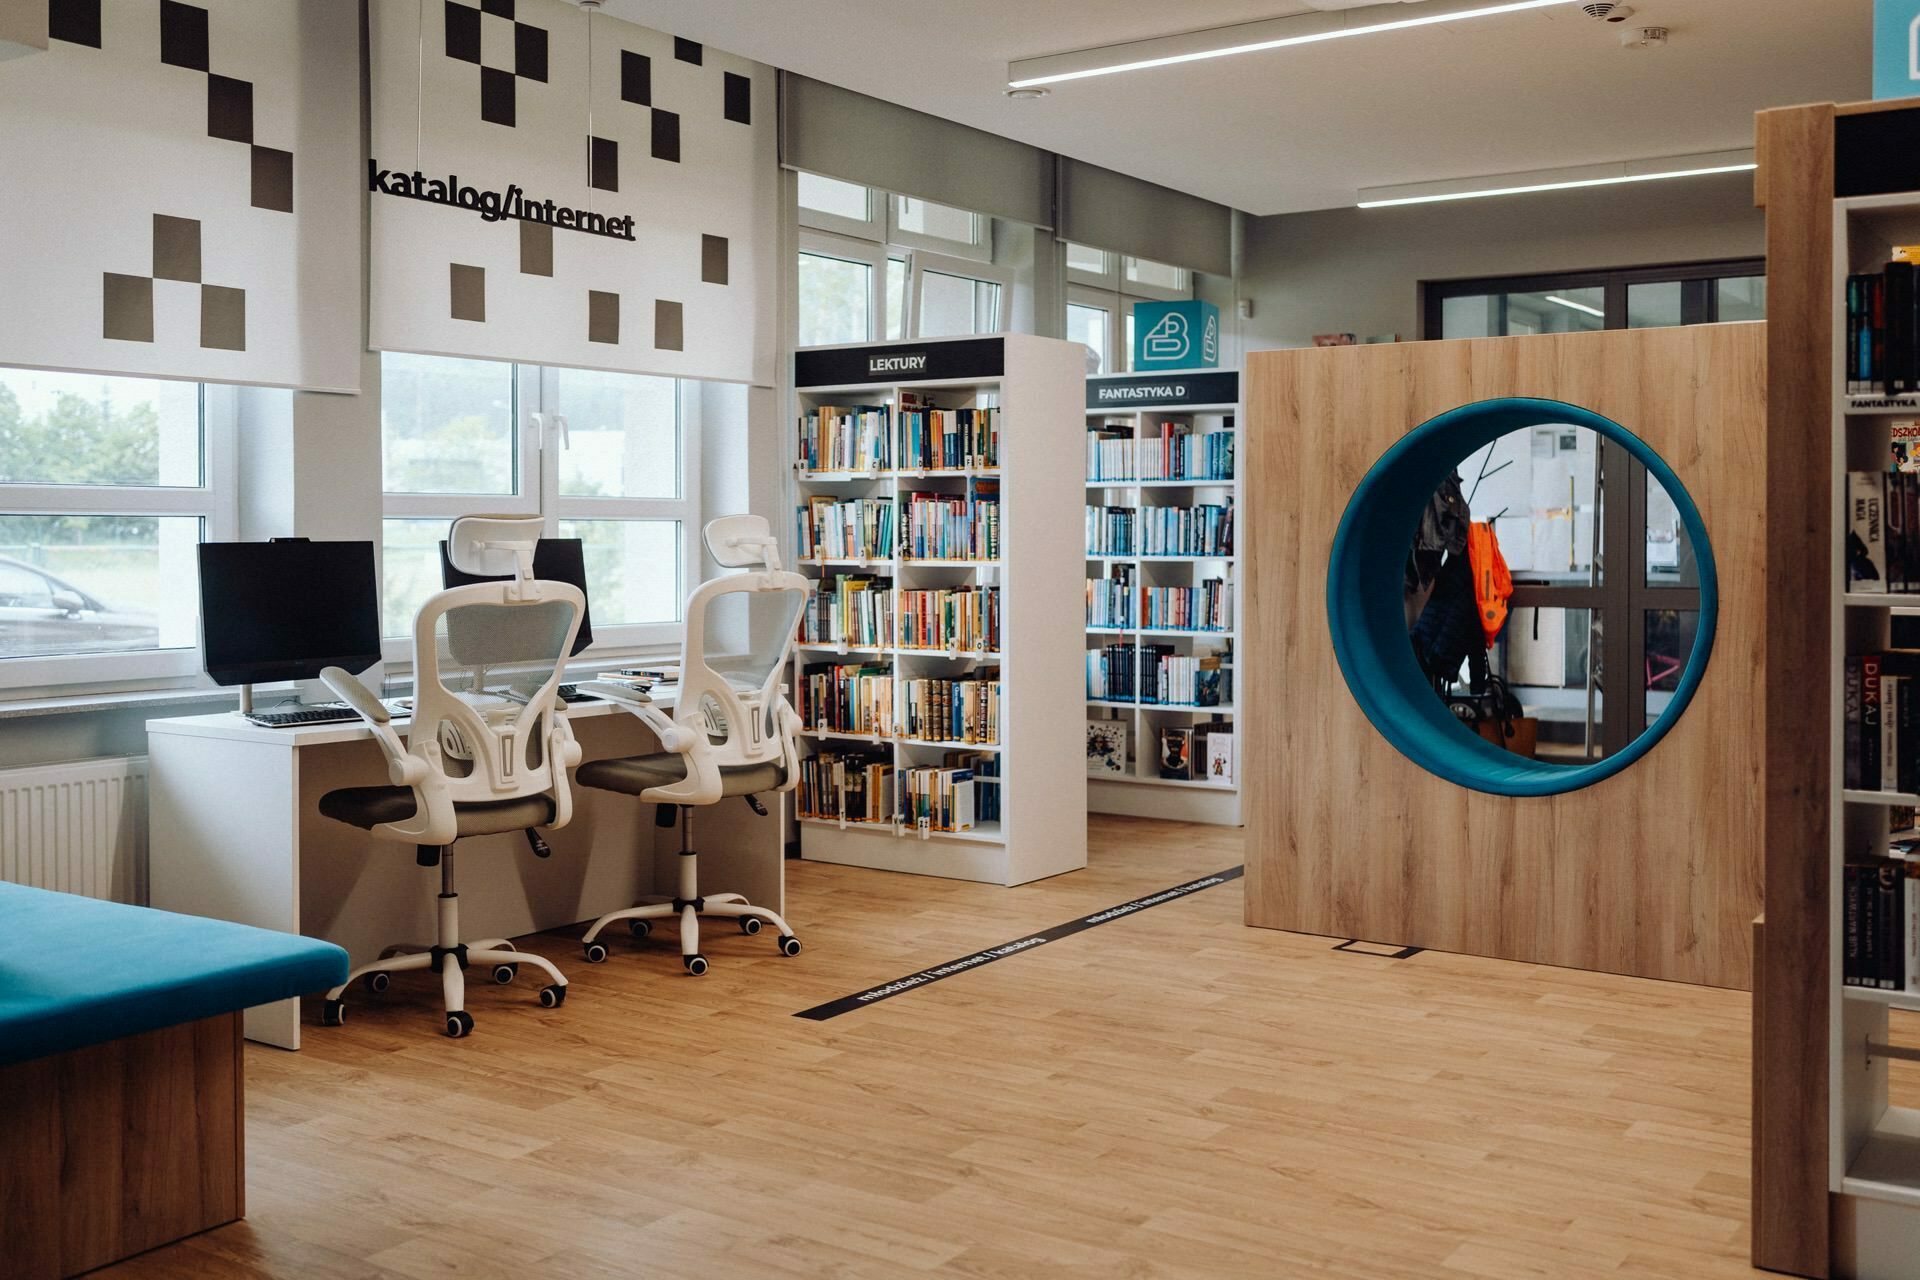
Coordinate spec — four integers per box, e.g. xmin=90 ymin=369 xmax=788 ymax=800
xmin=321 ymin=999 xmax=346 ymax=1027
xmin=539 ymin=984 xmax=567 ymax=1008
xmin=739 ymin=916 xmax=763 ymax=935
xmin=583 ymin=941 xmax=609 ymax=964
xmin=366 ymin=972 xmax=390 ymax=994
xmin=445 ymin=1010 xmax=474 ymax=1038
xmin=684 ymin=954 xmax=709 ymax=976
xmin=491 ymin=963 xmax=518 ymax=985
xmin=778 ymin=935 xmax=802 ymax=957
xmin=628 ymin=919 xmax=652 ymax=939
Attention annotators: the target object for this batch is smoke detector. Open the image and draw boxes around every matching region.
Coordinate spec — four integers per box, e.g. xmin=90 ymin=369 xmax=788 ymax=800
xmin=1581 ymin=2 xmax=1635 ymax=20
xmin=1621 ymin=24 xmax=1669 ymax=47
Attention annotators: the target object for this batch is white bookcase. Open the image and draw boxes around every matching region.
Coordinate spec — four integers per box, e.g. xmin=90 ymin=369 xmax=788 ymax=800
xmin=1830 ymin=190 xmax=1920 ymax=1253
xmin=1083 ymin=370 xmax=1241 ymax=826
xmin=789 ymin=334 xmax=1087 ymax=886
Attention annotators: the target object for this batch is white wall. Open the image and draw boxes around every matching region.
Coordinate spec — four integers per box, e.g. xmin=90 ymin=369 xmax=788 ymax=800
xmin=1235 ymin=169 xmax=1764 ymax=350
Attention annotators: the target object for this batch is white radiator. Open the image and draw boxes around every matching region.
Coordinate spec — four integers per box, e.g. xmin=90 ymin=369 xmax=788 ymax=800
xmin=0 ymin=756 xmax=149 ymax=903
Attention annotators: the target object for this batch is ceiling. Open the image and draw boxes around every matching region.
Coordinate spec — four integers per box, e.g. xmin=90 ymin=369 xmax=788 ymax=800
xmin=606 ymin=0 xmax=1871 ymax=216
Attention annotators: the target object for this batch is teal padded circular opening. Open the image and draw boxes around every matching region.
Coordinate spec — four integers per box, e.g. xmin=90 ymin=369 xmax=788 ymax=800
xmin=1326 ymin=397 xmax=1717 ymax=797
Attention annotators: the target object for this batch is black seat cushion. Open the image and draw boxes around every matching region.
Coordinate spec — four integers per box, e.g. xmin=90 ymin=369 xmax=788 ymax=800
xmin=576 ymin=752 xmax=785 ymax=799
xmin=318 ymin=787 xmax=557 ymax=837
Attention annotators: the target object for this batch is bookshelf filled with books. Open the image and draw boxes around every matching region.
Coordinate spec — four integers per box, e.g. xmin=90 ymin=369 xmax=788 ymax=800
xmin=1828 ymin=188 xmax=1920 ymax=1230
xmin=1083 ymin=371 xmax=1241 ymax=826
xmin=789 ymin=335 xmax=1087 ymax=886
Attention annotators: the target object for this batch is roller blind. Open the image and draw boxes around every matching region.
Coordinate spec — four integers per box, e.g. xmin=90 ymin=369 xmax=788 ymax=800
xmin=1058 ymin=157 xmax=1232 ymax=279
xmin=780 ymin=73 xmax=1054 ymax=230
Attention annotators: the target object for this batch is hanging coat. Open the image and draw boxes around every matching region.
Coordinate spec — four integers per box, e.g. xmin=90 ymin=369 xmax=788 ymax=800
xmin=1467 ymin=520 xmax=1512 ymax=648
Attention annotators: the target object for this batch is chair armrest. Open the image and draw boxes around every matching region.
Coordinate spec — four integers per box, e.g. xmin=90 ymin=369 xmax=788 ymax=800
xmin=577 ymin=681 xmax=699 ymax=753
xmin=319 ymin=666 xmax=426 ymax=787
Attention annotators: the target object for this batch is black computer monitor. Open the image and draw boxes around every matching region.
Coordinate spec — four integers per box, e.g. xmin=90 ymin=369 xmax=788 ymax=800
xmin=437 ymin=537 xmax=594 ymax=655
xmin=198 ymin=540 xmax=382 ymax=685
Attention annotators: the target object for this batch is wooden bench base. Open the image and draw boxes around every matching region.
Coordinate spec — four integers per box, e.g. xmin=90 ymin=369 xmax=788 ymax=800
xmin=0 ymin=1012 xmax=244 ymax=1279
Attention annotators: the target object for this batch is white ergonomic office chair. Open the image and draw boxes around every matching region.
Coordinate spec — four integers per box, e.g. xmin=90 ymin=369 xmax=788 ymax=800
xmin=577 ymin=514 xmax=810 ymax=974
xmin=316 ymin=516 xmax=586 ymax=1037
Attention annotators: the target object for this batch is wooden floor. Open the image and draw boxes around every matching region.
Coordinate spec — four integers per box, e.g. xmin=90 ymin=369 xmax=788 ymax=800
xmin=103 ymin=816 xmax=1765 ymax=1279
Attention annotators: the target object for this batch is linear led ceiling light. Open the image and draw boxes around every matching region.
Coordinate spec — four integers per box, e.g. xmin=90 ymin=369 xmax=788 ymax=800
xmin=1545 ymin=294 xmax=1604 ymax=317
xmin=1006 ymin=0 xmax=1577 ymax=88
xmin=1355 ymin=149 xmax=1757 ymax=208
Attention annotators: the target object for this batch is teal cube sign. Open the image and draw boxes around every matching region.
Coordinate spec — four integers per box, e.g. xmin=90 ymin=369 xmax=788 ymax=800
xmin=1132 ymin=299 xmax=1220 ymax=371
xmin=1877 ymin=0 xmax=1920 ymax=100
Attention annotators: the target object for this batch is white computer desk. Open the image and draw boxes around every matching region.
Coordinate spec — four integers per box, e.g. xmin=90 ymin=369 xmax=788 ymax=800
xmin=146 ymin=691 xmax=785 ymax=1049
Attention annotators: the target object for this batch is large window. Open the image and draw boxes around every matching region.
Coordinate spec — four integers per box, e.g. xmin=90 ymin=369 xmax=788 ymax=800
xmin=1064 ymin=242 xmax=1192 ymax=374
xmin=795 ymin=172 xmax=1011 ymax=346
xmin=1425 ymin=259 xmax=1765 ymax=339
xmin=0 ymin=368 xmax=234 ymax=688
xmin=380 ymin=354 xmax=696 ymax=656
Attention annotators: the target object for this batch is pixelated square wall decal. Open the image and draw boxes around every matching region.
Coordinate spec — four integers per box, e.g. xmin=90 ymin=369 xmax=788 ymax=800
xmin=450 ymin=263 xmax=486 ymax=321
xmin=588 ymin=290 xmax=619 ymax=344
xmin=101 ymin=273 xmax=154 ymax=343
xmin=200 ymin=284 xmax=246 ymax=350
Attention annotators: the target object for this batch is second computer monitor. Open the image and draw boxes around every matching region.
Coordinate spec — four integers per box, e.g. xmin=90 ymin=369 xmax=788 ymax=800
xmin=437 ymin=536 xmax=594 ymax=655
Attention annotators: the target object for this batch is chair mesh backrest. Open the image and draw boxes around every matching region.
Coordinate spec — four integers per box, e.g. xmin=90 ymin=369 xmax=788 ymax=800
xmin=679 ymin=572 xmax=809 ymax=770
xmin=411 ymin=580 xmax=584 ymax=803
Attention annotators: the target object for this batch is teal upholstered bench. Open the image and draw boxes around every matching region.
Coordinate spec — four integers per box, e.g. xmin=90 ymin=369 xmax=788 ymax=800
xmin=0 ymin=883 xmax=347 ymax=1279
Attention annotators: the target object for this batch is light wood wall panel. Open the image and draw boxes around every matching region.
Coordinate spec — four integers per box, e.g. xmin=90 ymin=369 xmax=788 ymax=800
xmin=1244 ymin=324 xmax=1766 ymax=990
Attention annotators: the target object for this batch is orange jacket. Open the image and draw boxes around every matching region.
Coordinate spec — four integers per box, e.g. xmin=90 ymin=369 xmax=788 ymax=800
xmin=1467 ymin=521 xmax=1512 ymax=648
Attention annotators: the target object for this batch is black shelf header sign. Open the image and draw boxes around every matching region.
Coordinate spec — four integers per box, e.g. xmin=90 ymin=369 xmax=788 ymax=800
xmin=794 ymin=337 xmax=1005 ymax=388
xmin=1087 ymin=370 xmax=1238 ymax=410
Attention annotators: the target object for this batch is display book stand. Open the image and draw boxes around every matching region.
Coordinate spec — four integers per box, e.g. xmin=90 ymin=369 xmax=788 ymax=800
xmin=1084 ymin=370 xmax=1241 ymax=826
xmin=788 ymin=335 xmax=1087 ymax=885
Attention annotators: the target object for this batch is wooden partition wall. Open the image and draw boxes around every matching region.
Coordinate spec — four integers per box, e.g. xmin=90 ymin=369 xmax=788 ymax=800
xmin=1242 ymin=324 xmax=1766 ymax=990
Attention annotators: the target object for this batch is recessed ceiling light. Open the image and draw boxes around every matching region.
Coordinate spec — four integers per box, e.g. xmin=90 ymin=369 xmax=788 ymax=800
xmin=1007 ymin=0 xmax=1577 ymax=88
xmin=1004 ymin=86 xmax=1051 ymax=100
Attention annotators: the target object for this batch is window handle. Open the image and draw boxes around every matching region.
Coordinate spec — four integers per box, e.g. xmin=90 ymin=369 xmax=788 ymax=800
xmin=554 ymin=413 xmax=570 ymax=449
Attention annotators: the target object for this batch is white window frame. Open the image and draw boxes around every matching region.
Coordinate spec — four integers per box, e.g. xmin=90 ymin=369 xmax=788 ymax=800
xmin=798 ymin=228 xmax=1012 ymax=344
xmin=888 ymin=195 xmax=993 ymax=264
xmin=1066 ymin=286 xmax=1123 ymax=376
xmin=796 ymin=172 xmax=885 ymax=242
xmin=379 ymin=358 xmax=700 ymax=665
xmin=1066 ymin=243 xmax=1194 ymax=301
xmin=910 ymin=246 xmax=1013 ymax=338
xmin=0 ymin=381 xmax=239 ymax=691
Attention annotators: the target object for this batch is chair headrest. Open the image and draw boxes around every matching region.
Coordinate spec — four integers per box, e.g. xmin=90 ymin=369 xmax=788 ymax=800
xmin=704 ymin=514 xmax=782 ymax=571
xmin=449 ymin=515 xmax=543 ymax=581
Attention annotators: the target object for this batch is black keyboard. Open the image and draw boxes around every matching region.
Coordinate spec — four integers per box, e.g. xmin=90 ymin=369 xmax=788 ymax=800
xmin=557 ymin=684 xmax=601 ymax=704
xmin=244 ymin=703 xmax=362 ymax=728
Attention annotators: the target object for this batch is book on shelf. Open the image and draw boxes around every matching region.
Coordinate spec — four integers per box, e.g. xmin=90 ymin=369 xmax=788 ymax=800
xmin=898 ymin=585 xmax=999 ymax=652
xmin=1142 ymin=579 xmax=1231 ymax=631
xmin=1837 ymin=651 xmax=1920 ymax=793
xmin=1087 ymin=719 xmax=1128 ymax=776
xmin=797 ymin=496 xmax=896 ymax=562
xmin=800 ymin=574 xmax=895 ymax=649
xmin=1140 ymin=420 xmax=1234 ymax=482
xmin=1843 ymin=860 xmax=1911 ymax=990
xmin=901 ymin=673 xmax=999 ymax=744
xmin=1158 ymin=726 xmax=1193 ymax=779
xmin=1141 ymin=649 xmax=1229 ymax=707
xmin=899 ymin=765 xmax=976 ymax=833
xmin=1897 ymin=420 xmax=1920 ymax=473
xmin=1087 ymin=643 xmax=1137 ymax=701
xmin=797 ymin=404 xmax=891 ymax=473
xmin=898 ymin=393 xmax=998 ymax=471
xmin=1087 ymin=564 xmax=1138 ymax=629
xmin=798 ymin=661 xmax=896 ymax=737
xmin=1849 ymin=470 xmax=1887 ymax=590
xmin=1204 ymin=731 xmax=1235 ymax=786
xmin=1087 ymin=504 xmax=1136 ymax=557
xmin=945 ymin=750 xmax=999 ymax=822
xmin=797 ymin=747 xmax=894 ymax=825
xmin=1087 ymin=424 xmax=1134 ymax=483
xmin=902 ymin=485 xmax=999 ymax=560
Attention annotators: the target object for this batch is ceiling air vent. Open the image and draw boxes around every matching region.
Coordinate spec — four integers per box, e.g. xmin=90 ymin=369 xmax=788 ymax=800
xmin=1580 ymin=2 xmax=1635 ymax=20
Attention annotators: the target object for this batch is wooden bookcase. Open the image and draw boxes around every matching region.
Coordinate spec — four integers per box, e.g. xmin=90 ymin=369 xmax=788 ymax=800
xmin=1754 ymin=96 xmax=1920 ymax=1280
xmin=1083 ymin=370 xmax=1242 ymax=826
xmin=788 ymin=335 xmax=1087 ymax=886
